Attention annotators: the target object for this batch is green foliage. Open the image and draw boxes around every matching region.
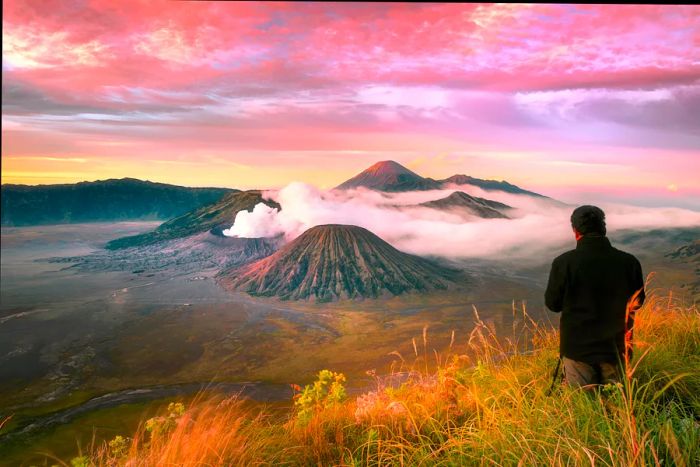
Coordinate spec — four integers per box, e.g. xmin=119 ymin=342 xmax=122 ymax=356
xmin=144 ymin=402 xmax=186 ymax=436
xmin=69 ymin=456 xmax=90 ymax=467
xmin=167 ymin=401 xmax=186 ymax=418
xmin=108 ymin=435 xmax=129 ymax=458
xmin=294 ymin=370 xmax=347 ymax=423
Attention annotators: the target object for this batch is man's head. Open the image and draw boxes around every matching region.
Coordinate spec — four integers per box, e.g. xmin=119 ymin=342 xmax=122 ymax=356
xmin=571 ymin=205 xmax=606 ymax=240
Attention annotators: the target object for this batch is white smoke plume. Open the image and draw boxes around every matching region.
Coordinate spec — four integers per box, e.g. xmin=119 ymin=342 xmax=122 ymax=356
xmin=222 ymin=203 xmax=283 ymax=238
xmin=222 ymin=182 xmax=700 ymax=261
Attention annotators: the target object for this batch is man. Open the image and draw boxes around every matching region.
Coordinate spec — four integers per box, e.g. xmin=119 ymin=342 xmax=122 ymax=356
xmin=545 ymin=205 xmax=645 ymax=388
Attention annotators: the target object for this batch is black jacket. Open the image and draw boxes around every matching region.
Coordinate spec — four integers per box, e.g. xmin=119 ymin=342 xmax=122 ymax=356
xmin=545 ymin=235 xmax=645 ymax=364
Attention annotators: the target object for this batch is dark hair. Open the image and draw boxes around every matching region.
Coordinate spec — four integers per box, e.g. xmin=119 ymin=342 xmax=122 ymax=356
xmin=571 ymin=205 xmax=606 ymax=236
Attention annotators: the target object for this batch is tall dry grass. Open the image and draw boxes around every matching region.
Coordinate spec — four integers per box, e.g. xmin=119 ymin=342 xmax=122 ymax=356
xmin=67 ymin=290 xmax=699 ymax=466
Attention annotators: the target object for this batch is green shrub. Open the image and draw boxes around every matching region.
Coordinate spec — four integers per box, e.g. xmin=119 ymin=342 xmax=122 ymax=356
xmin=69 ymin=456 xmax=90 ymax=467
xmin=294 ymin=370 xmax=347 ymax=423
xmin=107 ymin=435 xmax=129 ymax=458
xmin=144 ymin=401 xmax=185 ymax=436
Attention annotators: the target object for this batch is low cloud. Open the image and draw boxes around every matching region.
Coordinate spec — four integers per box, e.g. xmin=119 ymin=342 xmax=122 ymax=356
xmin=222 ymin=183 xmax=700 ymax=261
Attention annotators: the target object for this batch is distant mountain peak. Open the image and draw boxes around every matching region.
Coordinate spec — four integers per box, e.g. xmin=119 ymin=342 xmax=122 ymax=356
xmin=335 ymin=161 xmax=441 ymax=192
xmin=438 ymin=191 xmax=508 ymax=207
xmin=419 ymin=191 xmax=510 ymax=219
xmin=334 ymin=160 xmax=549 ymax=199
xmin=442 ymin=191 xmax=478 ymax=202
xmin=364 ymin=160 xmax=419 ymax=176
xmin=220 ymin=223 xmax=460 ymax=301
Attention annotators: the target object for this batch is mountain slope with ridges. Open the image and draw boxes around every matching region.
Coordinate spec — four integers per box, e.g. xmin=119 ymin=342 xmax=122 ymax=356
xmin=220 ymin=224 xmax=462 ymax=301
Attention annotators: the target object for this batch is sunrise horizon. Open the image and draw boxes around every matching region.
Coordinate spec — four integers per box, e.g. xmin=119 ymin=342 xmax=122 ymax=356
xmin=2 ymin=155 xmax=698 ymax=211
xmin=3 ymin=2 xmax=699 ymax=207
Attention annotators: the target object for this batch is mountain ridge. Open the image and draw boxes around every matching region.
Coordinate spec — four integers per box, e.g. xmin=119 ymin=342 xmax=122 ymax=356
xmin=440 ymin=174 xmax=546 ymax=198
xmin=1 ymin=178 xmax=233 ymax=227
xmin=334 ymin=160 xmax=548 ymax=198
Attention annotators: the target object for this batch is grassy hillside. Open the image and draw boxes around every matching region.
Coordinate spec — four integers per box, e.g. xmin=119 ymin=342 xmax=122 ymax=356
xmin=57 ymin=292 xmax=700 ymax=465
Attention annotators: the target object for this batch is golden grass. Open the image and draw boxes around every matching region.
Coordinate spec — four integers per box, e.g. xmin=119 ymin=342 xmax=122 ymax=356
xmin=66 ymin=291 xmax=699 ymax=466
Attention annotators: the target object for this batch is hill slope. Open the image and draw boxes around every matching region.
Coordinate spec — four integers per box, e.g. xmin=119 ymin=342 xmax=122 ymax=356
xmin=220 ymin=224 xmax=461 ymax=301
xmin=419 ymin=191 xmax=511 ymax=219
xmin=106 ymin=191 xmax=280 ymax=249
xmin=1 ymin=178 xmax=232 ymax=226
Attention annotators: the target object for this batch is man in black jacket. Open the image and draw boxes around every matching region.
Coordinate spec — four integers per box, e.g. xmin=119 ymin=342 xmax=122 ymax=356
xmin=545 ymin=205 xmax=645 ymax=388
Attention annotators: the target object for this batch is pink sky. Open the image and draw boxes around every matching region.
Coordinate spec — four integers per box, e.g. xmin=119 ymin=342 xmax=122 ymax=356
xmin=2 ymin=2 xmax=699 ymax=208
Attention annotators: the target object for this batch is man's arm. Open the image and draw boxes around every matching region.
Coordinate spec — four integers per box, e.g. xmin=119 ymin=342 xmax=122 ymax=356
xmin=628 ymin=257 xmax=645 ymax=314
xmin=633 ymin=258 xmax=645 ymax=309
xmin=625 ymin=257 xmax=645 ymax=362
xmin=545 ymin=256 xmax=566 ymax=313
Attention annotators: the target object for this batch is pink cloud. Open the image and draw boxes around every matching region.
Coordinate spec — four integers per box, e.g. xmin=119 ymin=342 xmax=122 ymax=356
xmin=5 ymin=3 xmax=698 ymax=96
xmin=2 ymin=2 xmax=699 ymax=206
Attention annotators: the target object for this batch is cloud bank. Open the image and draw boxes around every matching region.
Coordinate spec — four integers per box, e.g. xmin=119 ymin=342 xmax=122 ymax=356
xmin=223 ymin=184 xmax=700 ymax=261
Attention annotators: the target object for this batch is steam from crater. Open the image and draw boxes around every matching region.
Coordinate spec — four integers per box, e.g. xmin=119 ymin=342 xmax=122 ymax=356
xmin=222 ymin=203 xmax=283 ymax=238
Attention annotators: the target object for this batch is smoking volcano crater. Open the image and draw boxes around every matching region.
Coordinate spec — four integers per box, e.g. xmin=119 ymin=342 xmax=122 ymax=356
xmin=219 ymin=224 xmax=462 ymax=302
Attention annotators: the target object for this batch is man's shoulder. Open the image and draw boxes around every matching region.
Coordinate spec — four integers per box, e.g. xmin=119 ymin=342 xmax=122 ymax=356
xmin=552 ymin=249 xmax=576 ymax=265
xmin=610 ymin=245 xmax=641 ymax=266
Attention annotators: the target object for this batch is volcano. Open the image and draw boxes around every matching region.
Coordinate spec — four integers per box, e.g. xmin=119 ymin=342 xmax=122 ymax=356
xmin=420 ymin=191 xmax=511 ymax=219
xmin=335 ymin=160 xmax=549 ymax=198
xmin=220 ymin=224 xmax=461 ymax=301
xmin=106 ymin=191 xmax=280 ymax=249
xmin=335 ymin=160 xmax=442 ymax=192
